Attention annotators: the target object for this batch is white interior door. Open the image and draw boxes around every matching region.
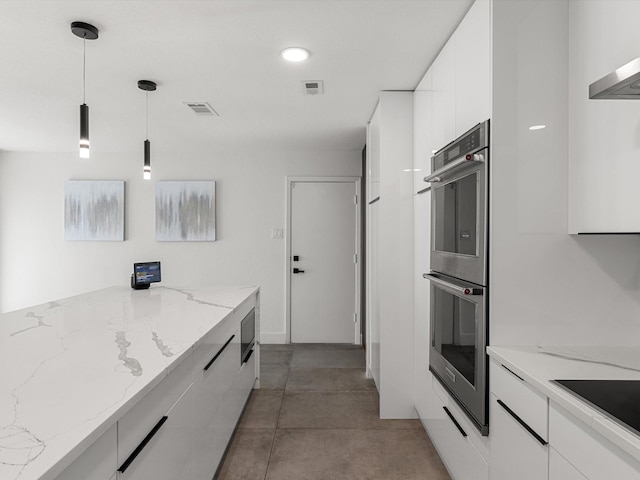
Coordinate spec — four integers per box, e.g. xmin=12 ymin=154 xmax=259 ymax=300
xmin=290 ymin=180 xmax=358 ymax=343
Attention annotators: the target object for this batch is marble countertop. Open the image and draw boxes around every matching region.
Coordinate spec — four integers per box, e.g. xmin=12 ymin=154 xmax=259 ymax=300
xmin=487 ymin=345 xmax=640 ymax=462
xmin=0 ymin=285 xmax=258 ymax=480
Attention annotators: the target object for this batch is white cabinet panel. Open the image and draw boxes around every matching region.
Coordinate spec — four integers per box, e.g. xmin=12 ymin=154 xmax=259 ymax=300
xmin=549 ymin=448 xmax=587 ymax=480
xmin=413 ymin=192 xmax=431 ymax=420
xmin=455 ymin=0 xmax=491 ymax=137
xmin=549 ymin=402 xmax=640 ymax=480
xmin=489 ymin=393 xmax=548 ymax=480
xmin=367 ymin=200 xmax=380 ymax=389
xmin=178 ymin=333 xmax=242 ymax=480
xmin=56 ymin=424 xmax=117 ymax=480
xmin=118 ymin=382 xmax=196 ymax=480
xmin=431 ymin=38 xmax=456 ymax=152
xmin=425 ymin=390 xmax=488 ymax=480
xmin=414 ymin=76 xmax=433 ymax=194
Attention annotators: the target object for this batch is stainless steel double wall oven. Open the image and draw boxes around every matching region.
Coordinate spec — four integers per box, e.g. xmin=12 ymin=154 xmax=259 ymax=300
xmin=423 ymin=119 xmax=490 ymax=435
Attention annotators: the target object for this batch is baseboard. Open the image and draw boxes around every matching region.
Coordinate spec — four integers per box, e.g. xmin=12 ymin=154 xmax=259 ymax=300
xmin=259 ymin=332 xmax=287 ymax=344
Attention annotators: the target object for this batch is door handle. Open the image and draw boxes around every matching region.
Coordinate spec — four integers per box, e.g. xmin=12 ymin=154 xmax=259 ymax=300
xmin=293 ymin=268 xmax=305 ymax=274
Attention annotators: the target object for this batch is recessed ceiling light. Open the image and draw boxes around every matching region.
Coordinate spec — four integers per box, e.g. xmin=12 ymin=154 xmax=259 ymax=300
xmin=281 ymin=47 xmax=310 ymax=62
xmin=529 ymin=124 xmax=546 ymax=130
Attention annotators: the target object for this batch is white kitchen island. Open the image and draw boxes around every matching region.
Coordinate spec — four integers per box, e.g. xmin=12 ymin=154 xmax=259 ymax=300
xmin=0 ymin=285 xmax=259 ymax=480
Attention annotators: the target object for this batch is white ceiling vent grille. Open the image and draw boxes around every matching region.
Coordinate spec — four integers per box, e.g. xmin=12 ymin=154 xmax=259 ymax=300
xmin=302 ymin=80 xmax=324 ymax=95
xmin=184 ymin=102 xmax=219 ymax=116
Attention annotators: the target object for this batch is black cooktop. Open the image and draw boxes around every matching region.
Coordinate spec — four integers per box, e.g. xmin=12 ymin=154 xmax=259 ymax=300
xmin=553 ymin=379 xmax=640 ymax=437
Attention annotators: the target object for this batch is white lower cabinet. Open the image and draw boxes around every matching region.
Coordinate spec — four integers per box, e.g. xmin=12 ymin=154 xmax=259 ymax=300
xmin=177 ymin=331 xmax=242 ymax=480
xmin=425 ymin=379 xmax=489 ymax=480
xmin=118 ymin=379 xmax=197 ymax=480
xmin=116 ymin=308 xmax=256 ymax=480
xmin=489 ymin=393 xmax=548 ymax=480
xmin=549 ymin=447 xmax=587 ymax=480
xmin=489 ymin=360 xmax=549 ymax=480
xmin=549 ymin=402 xmax=640 ymax=480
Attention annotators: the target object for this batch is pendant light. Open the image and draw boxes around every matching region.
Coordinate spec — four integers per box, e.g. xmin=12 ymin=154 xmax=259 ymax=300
xmin=71 ymin=22 xmax=99 ymax=159
xmin=138 ymin=80 xmax=157 ymax=180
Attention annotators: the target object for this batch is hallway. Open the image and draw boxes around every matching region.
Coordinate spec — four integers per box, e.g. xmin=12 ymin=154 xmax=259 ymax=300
xmin=216 ymin=344 xmax=451 ymax=480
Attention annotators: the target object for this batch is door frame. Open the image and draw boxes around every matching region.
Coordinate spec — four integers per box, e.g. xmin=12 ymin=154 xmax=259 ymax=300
xmin=285 ymin=176 xmax=362 ymax=344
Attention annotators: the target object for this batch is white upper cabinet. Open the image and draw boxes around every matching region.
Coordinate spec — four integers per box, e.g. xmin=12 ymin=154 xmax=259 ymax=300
xmin=455 ymin=0 xmax=491 ymax=137
xmin=431 ymin=38 xmax=457 ymax=153
xmin=414 ymin=71 xmax=433 ymax=193
xmin=418 ymin=0 xmax=490 ymax=159
xmin=568 ymin=0 xmax=640 ymax=233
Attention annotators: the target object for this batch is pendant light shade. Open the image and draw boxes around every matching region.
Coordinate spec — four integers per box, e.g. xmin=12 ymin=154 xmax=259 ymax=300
xmin=79 ymin=103 xmax=89 ymax=158
xmin=138 ymin=80 xmax=157 ymax=180
xmin=144 ymin=140 xmax=151 ymax=180
xmin=71 ymin=21 xmax=99 ymax=159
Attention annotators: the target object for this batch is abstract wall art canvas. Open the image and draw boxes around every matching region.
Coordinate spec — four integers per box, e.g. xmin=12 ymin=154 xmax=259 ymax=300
xmin=155 ymin=181 xmax=216 ymax=241
xmin=64 ymin=180 xmax=125 ymax=241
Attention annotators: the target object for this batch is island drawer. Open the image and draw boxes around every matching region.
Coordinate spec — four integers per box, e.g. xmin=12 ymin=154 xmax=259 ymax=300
xmin=117 ymin=353 xmax=194 ymax=470
xmin=490 ymin=359 xmax=548 ymax=441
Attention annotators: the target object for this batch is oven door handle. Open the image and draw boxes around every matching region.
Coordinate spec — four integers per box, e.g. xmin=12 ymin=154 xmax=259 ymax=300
xmin=424 ymin=152 xmax=485 ymax=183
xmin=423 ymin=273 xmax=484 ymax=296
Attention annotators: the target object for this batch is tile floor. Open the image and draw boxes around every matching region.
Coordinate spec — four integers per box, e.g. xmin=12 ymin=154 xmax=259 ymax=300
xmin=215 ymin=344 xmax=451 ymax=480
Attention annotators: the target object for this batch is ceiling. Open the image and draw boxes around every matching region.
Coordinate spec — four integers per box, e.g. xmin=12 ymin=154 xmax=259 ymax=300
xmin=0 ymin=0 xmax=473 ymax=154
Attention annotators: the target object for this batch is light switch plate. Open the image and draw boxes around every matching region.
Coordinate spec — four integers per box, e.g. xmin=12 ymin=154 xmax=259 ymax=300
xmin=271 ymin=228 xmax=284 ymax=240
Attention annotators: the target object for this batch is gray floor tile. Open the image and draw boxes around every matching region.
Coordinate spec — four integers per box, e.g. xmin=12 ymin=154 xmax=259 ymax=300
xmin=290 ymin=347 xmax=365 ymax=368
xmin=265 ymin=428 xmax=451 ymax=480
xmin=285 ymin=368 xmax=376 ymax=392
xmin=260 ymin=366 xmax=290 ymax=390
xmin=215 ymin=429 xmax=275 ymax=480
xmin=261 ymin=343 xmax=295 ymax=352
xmin=261 ymin=349 xmax=294 ymax=367
xmin=238 ymin=390 xmax=284 ymax=429
xmin=278 ymin=391 xmax=421 ymax=430
xmin=292 ymin=343 xmax=362 ymax=350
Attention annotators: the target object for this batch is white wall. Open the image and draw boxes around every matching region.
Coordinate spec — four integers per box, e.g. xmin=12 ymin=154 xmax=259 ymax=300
xmin=490 ymin=0 xmax=640 ymax=346
xmin=0 ymin=148 xmax=361 ymax=342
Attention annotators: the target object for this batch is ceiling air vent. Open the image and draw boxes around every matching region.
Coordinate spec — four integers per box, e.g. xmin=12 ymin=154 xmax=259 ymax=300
xmin=302 ymin=80 xmax=324 ymax=95
xmin=184 ymin=102 xmax=219 ymax=116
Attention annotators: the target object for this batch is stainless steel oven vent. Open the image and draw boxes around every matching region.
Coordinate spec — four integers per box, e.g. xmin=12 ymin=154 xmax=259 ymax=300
xmin=589 ymin=57 xmax=640 ymax=99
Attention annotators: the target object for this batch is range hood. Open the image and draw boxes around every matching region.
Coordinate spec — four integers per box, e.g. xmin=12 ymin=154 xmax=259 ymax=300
xmin=589 ymin=57 xmax=640 ymax=99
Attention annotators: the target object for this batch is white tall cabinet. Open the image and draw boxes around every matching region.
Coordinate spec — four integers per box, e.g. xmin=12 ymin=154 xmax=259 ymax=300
xmin=366 ymin=91 xmax=415 ymax=418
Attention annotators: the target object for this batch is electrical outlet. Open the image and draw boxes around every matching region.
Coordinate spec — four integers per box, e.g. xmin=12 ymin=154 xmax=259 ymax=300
xmin=271 ymin=228 xmax=284 ymax=240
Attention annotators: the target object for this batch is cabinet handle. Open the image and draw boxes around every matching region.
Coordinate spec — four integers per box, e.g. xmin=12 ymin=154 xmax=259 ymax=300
xmin=204 ymin=335 xmax=235 ymax=371
xmin=496 ymin=399 xmax=547 ymax=446
xmin=117 ymin=416 xmax=168 ymax=473
xmin=242 ymin=347 xmax=254 ymax=364
xmin=501 ymin=363 xmax=524 ymax=382
xmin=443 ymin=406 xmax=467 ymax=438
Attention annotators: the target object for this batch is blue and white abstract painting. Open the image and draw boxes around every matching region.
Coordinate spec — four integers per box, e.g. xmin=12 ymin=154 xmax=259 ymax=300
xmin=155 ymin=181 xmax=216 ymax=241
xmin=64 ymin=181 xmax=125 ymax=241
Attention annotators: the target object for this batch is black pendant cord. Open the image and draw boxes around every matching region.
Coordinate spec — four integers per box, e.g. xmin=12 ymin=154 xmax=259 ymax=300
xmin=83 ymin=38 xmax=86 ymax=104
xmin=146 ymin=90 xmax=149 ymax=140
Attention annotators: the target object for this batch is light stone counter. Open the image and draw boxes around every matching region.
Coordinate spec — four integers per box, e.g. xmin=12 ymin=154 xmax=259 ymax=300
xmin=487 ymin=345 xmax=640 ymax=462
xmin=0 ymin=285 xmax=258 ymax=480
